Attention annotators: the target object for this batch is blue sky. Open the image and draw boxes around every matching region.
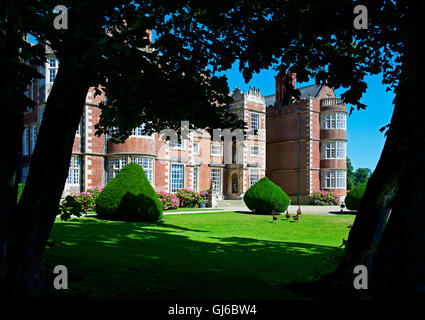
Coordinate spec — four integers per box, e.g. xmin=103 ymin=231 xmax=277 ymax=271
xmin=222 ymin=62 xmax=395 ymax=171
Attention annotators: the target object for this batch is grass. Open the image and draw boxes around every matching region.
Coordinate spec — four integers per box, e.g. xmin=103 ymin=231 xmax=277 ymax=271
xmin=45 ymin=211 xmax=355 ymax=300
xmin=165 ymin=207 xmax=224 ymax=212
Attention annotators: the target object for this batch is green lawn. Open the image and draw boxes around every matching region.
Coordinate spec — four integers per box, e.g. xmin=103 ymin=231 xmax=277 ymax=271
xmin=165 ymin=207 xmax=224 ymax=212
xmin=45 ymin=211 xmax=355 ymax=300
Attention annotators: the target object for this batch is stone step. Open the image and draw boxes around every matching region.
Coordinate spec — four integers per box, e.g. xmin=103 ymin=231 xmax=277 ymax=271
xmin=216 ymin=199 xmax=246 ymax=207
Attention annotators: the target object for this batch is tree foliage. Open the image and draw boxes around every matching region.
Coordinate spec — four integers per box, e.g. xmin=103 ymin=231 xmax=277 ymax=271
xmin=1 ymin=0 xmax=423 ymax=298
xmin=347 ymin=158 xmax=371 ymax=190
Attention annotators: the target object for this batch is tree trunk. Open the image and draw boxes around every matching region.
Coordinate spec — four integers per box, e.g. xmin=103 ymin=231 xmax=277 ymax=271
xmin=4 ymin=58 xmax=90 ymax=296
xmin=338 ymin=7 xmax=423 ymax=294
xmin=373 ymin=132 xmax=425 ymax=297
xmin=0 ymin=108 xmax=22 ymax=291
xmin=371 ymin=41 xmax=425 ymax=297
xmin=0 ymin=9 xmax=27 ymax=291
xmin=337 ymin=84 xmax=409 ymax=273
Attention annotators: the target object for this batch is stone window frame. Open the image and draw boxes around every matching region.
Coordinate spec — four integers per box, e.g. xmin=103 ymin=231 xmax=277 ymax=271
xmin=249 ymin=168 xmax=260 ymax=187
xmin=250 ymin=145 xmax=260 ymax=157
xmin=170 ymin=163 xmax=185 ymax=193
xmin=108 ymin=155 xmax=155 ymax=185
xmin=321 ymin=170 xmax=346 ymax=189
xmin=211 ymin=143 xmax=222 ymax=157
xmin=192 ymin=167 xmax=199 ymax=192
xmin=108 ymin=157 xmax=127 ymax=182
xmin=210 ymin=168 xmax=222 ymax=192
xmin=321 ymin=140 xmax=346 ymax=160
xmin=320 ymin=112 xmax=346 ymax=130
xmin=193 ymin=142 xmax=200 ymax=155
xmin=66 ymin=156 xmax=80 ymax=185
xmin=250 ymin=112 xmax=260 ymax=132
xmin=48 ymin=58 xmax=58 ymax=83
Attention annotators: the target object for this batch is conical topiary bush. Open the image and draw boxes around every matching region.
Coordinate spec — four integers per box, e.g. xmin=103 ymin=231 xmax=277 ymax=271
xmin=95 ymin=163 xmax=163 ymax=222
xmin=345 ymin=181 xmax=367 ymax=211
xmin=243 ymin=177 xmax=290 ymax=214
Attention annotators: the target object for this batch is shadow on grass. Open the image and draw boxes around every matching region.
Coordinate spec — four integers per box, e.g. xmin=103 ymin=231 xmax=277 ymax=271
xmin=45 ymin=218 xmax=344 ymax=300
xmin=329 ymin=211 xmax=357 ymax=215
xmin=235 ymin=210 xmax=286 ymax=216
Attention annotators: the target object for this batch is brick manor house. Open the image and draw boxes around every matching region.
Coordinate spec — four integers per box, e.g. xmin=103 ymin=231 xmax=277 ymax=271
xmin=20 ymin=48 xmax=267 ymax=200
xmin=265 ymin=74 xmax=347 ymax=203
xmin=20 ymin=46 xmax=347 ymax=204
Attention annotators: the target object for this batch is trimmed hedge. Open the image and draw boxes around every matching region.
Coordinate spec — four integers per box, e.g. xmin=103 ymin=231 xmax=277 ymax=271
xmin=345 ymin=181 xmax=367 ymax=211
xmin=95 ymin=163 xmax=163 ymax=222
xmin=243 ymin=177 xmax=290 ymax=214
xmin=17 ymin=183 xmax=25 ymax=204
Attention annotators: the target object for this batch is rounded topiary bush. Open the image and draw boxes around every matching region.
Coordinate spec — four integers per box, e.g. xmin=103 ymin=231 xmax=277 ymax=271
xmin=243 ymin=177 xmax=290 ymax=214
xmin=95 ymin=163 xmax=163 ymax=222
xmin=345 ymin=181 xmax=367 ymax=211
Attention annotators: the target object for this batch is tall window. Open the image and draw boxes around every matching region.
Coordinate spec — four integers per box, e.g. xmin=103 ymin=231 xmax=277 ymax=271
xmin=192 ymin=167 xmax=199 ymax=192
xmin=322 ymin=170 xmax=346 ymax=189
xmin=321 ymin=141 xmax=346 ymax=159
xmin=67 ymin=156 xmax=80 ymax=185
xmin=250 ymin=145 xmax=260 ymax=156
xmin=31 ymin=125 xmax=37 ymax=152
xmin=193 ymin=142 xmax=200 ymax=155
xmin=249 ymin=169 xmax=259 ymax=187
xmin=49 ymin=69 xmax=56 ymax=83
xmin=23 ymin=128 xmax=29 ymax=156
xmin=321 ymin=113 xmax=346 ymax=129
xmin=210 ymin=168 xmax=222 ymax=192
xmin=211 ymin=144 xmax=222 ymax=156
xmin=21 ymin=166 xmax=29 ymax=183
xmin=48 ymin=58 xmax=58 ymax=83
xmin=108 ymin=157 xmax=127 ymax=181
xmin=171 ymin=164 xmax=184 ymax=192
xmin=131 ymin=157 xmax=154 ymax=184
xmin=250 ymin=112 xmax=260 ymax=131
xmin=336 ymin=113 xmax=346 ymax=129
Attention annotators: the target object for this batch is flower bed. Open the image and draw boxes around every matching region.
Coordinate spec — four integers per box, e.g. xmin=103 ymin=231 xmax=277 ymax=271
xmin=157 ymin=191 xmax=179 ymax=210
xmin=157 ymin=189 xmax=209 ymax=210
xmin=69 ymin=187 xmax=103 ymax=213
xmin=311 ymin=190 xmax=340 ymax=206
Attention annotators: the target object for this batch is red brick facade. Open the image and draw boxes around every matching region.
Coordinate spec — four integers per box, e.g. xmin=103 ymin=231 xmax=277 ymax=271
xmin=19 ymin=50 xmax=344 ymax=205
xmin=20 ymin=55 xmax=266 ymax=200
xmin=266 ymin=74 xmax=347 ymax=204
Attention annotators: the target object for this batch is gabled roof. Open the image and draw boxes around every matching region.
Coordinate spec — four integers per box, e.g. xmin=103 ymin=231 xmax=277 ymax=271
xmin=264 ymin=84 xmax=325 ymax=107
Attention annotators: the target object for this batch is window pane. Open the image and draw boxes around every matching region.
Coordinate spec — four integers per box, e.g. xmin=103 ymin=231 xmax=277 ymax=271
xmin=250 ymin=113 xmax=260 ymax=131
xmin=193 ymin=167 xmax=199 ymax=191
xmin=249 ymin=169 xmax=259 ymax=187
xmin=211 ymin=169 xmax=221 ymax=192
xmin=171 ymin=164 xmax=184 ymax=192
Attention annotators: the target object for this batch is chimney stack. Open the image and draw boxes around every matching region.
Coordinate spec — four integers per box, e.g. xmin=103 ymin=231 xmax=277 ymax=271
xmin=275 ymin=72 xmax=296 ymax=105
